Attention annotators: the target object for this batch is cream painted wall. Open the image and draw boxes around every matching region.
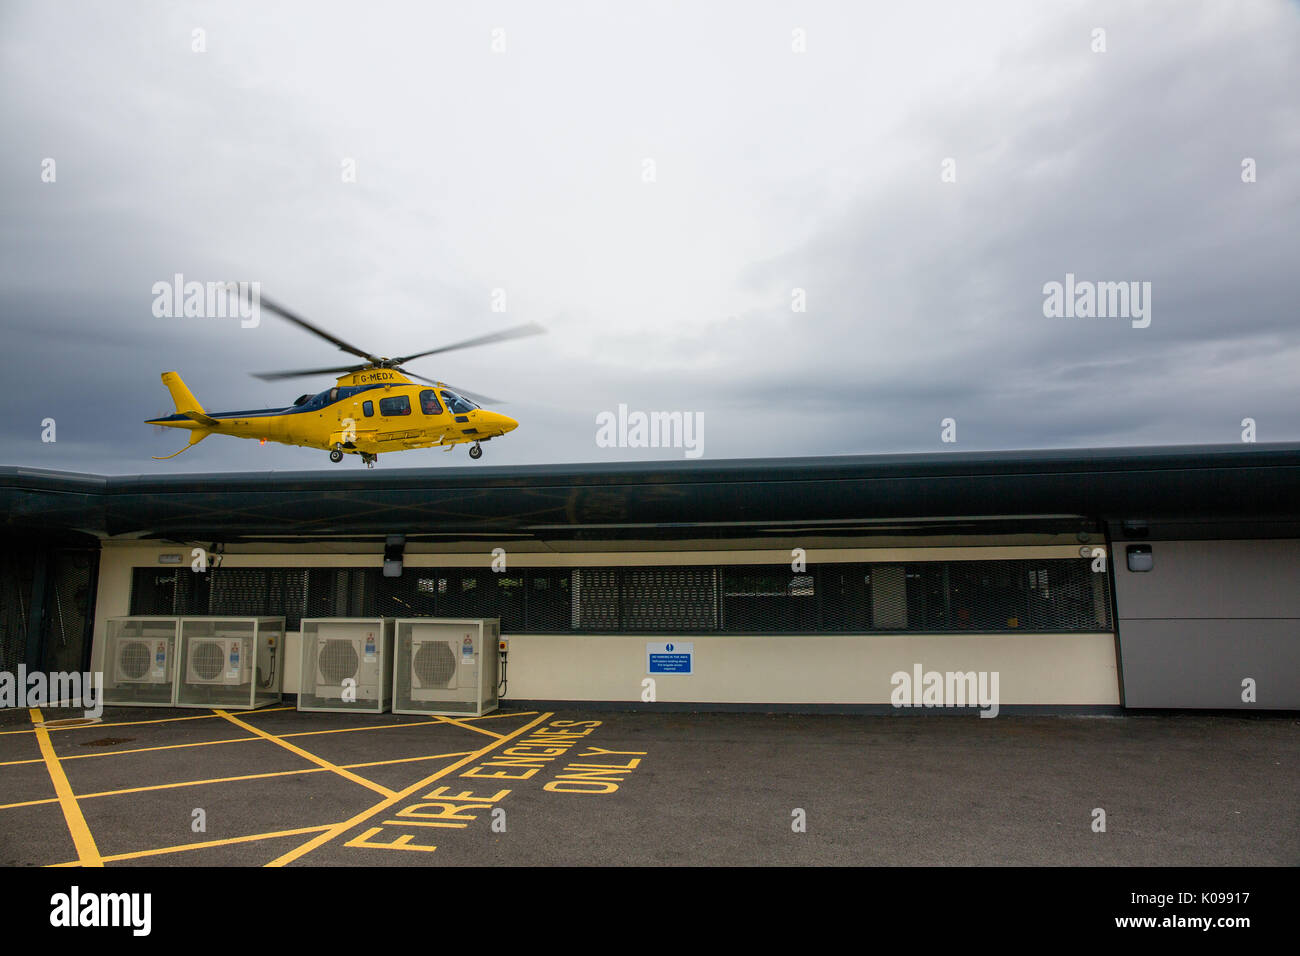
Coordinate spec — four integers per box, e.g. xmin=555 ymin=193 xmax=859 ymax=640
xmin=502 ymin=632 xmax=1119 ymax=705
xmin=283 ymin=629 xmax=302 ymax=694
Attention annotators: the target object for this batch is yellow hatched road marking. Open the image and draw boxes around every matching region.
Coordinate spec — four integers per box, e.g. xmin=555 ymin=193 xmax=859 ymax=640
xmin=266 ymin=711 xmax=554 ymax=867
xmin=0 ymin=714 xmax=516 ymax=767
xmin=29 ymin=708 xmax=101 ymax=867
xmin=0 ymin=735 xmax=257 ymax=766
xmin=214 ymin=710 xmax=394 ymax=798
xmin=434 ymin=715 xmax=504 ymax=738
xmin=464 ymin=710 xmax=538 ymax=721
xmin=49 ymin=825 xmax=335 ymax=866
xmin=346 ymin=751 xmax=474 ymax=769
xmin=0 ymin=797 xmax=55 ymax=810
xmin=277 ymin=718 xmax=455 ymax=738
xmin=0 ymin=706 xmax=295 ymax=736
xmin=0 ymin=752 xmax=477 ymax=811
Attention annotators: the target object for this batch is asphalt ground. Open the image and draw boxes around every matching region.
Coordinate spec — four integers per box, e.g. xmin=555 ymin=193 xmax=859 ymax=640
xmin=1 ymin=704 xmax=1296 ymax=866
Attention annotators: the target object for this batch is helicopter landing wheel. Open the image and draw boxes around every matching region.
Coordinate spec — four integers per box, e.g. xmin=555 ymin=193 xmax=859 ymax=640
xmin=469 ymin=443 xmax=483 ymax=460
xmin=361 ymin=452 xmax=377 ymax=468
xmin=329 ymin=446 xmax=344 ymax=463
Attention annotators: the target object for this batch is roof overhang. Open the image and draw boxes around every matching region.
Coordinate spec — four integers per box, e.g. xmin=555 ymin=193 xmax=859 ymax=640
xmin=2 ymin=443 xmax=1299 ymax=543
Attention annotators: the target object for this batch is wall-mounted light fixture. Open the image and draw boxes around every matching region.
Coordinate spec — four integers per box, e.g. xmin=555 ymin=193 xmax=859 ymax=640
xmin=384 ymin=535 xmax=406 ymax=577
xmin=1126 ymin=544 xmax=1153 ymax=572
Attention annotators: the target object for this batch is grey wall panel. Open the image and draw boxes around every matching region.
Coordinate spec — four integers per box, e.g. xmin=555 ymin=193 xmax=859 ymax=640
xmin=1112 ymin=540 xmax=1300 ymax=619
xmin=1114 ymin=540 xmax=1300 ymax=709
xmin=1117 ymin=618 xmax=1300 ymax=709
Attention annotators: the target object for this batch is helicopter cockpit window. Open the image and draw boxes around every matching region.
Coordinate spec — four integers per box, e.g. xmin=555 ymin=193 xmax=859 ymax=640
xmin=328 ymin=387 xmax=339 ymax=402
xmin=440 ymin=390 xmax=478 ymax=415
xmin=378 ymin=395 xmax=411 ymax=416
xmin=419 ymin=390 xmax=443 ymax=416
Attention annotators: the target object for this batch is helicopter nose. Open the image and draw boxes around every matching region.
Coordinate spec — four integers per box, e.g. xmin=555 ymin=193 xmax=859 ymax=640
xmin=498 ymin=414 xmax=518 ymax=434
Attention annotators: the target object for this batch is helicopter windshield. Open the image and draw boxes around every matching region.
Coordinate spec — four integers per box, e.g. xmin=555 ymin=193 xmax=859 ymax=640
xmin=440 ymin=390 xmax=479 ymax=414
xmin=294 ymin=389 xmax=332 ymax=409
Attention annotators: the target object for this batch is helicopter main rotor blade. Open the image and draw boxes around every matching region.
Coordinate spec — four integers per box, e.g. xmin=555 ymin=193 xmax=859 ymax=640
xmin=256 ymin=294 xmax=384 ymax=366
xmin=392 ymin=321 xmax=546 ymax=365
xmin=428 ymin=379 xmax=503 ymax=407
xmin=398 ymin=368 xmax=501 ymax=405
xmin=396 ymin=367 xmax=439 ymax=386
xmin=251 ymin=363 xmax=370 ymax=382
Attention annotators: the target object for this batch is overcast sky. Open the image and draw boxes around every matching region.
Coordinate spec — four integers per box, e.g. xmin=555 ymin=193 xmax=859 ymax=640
xmin=2 ymin=0 xmax=1297 ymax=474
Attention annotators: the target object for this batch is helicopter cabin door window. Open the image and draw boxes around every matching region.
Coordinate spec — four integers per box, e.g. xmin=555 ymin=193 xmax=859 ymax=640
xmin=378 ymin=395 xmax=411 ymax=416
xmin=362 ymin=400 xmax=374 ymax=417
xmin=419 ymin=390 xmax=444 ymax=416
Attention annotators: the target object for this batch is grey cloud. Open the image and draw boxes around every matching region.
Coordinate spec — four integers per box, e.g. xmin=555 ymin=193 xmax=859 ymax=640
xmin=1 ymin=1 xmax=1297 ymax=474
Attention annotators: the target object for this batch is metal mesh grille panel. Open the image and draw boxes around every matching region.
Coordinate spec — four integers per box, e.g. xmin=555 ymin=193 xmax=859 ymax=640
xmin=128 ymin=558 xmax=1113 ymax=634
xmin=573 ymin=569 xmax=619 ymax=629
xmin=209 ymin=569 xmax=307 ymax=628
xmin=190 ymin=641 xmax=226 ymax=680
xmin=428 ymin=571 xmax=489 ymax=618
xmin=129 ymin=567 xmax=176 ymax=616
xmin=721 ymin=566 xmax=818 ymax=631
xmin=132 ymin=567 xmax=305 ymax=627
xmin=317 ymin=640 xmax=359 ymax=684
xmin=39 ymin=550 xmax=95 ymax=672
xmin=377 ymin=571 xmax=440 ymax=618
xmin=118 ymin=641 xmax=152 ymax=679
xmin=525 ymin=570 xmax=570 ymax=631
xmin=623 ymin=568 xmax=716 ymax=630
xmin=413 ymin=641 xmax=457 ymax=688
xmin=129 ymin=567 xmax=206 ymax=618
xmin=305 ymin=569 xmax=371 ymax=619
xmin=0 ymin=545 xmax=34 ymax=673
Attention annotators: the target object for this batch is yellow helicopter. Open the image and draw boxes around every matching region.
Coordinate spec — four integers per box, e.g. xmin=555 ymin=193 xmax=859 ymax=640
xmin=147 ymin=295 xmax=543 ymax=467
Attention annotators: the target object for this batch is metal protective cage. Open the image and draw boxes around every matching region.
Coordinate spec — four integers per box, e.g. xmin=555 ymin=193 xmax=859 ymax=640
xmin=100 ymin=616 xmax=181 ymax=707
xmin=392 ymin=618 xmax=499 ymax=716
xmin=297 ymin=618 xmax=395 ymax=713
xmin=174 ymin=616 xmax=284 ymax=710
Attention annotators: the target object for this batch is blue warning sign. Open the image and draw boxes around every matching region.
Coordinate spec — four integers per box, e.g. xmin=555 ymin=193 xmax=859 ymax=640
xmin=647 ymin=641 xmax=693 ymax=675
